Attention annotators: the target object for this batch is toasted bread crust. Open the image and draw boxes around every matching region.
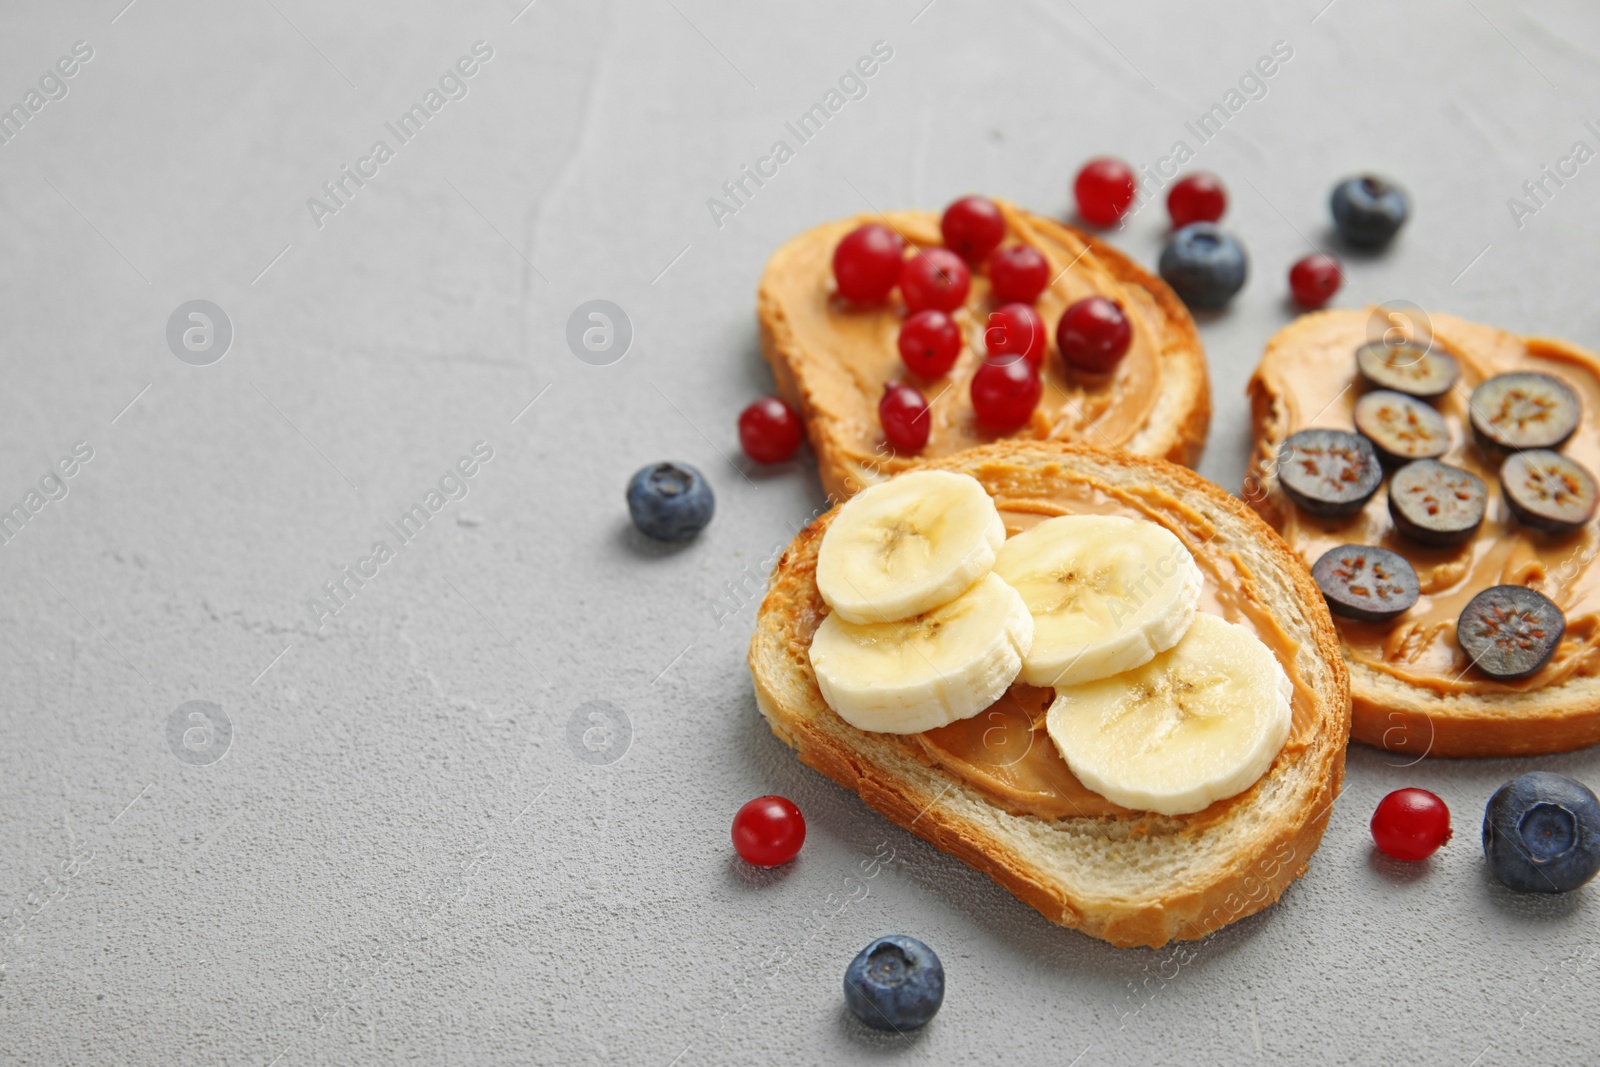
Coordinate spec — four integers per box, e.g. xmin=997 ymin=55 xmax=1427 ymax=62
xmin=749 ymin=442 xmax=1349 ymax=947
xmin=757 ymin=209 xmax=1211 ymax=502
xmin=1247 ymin=310 xmax=1600 ymax=758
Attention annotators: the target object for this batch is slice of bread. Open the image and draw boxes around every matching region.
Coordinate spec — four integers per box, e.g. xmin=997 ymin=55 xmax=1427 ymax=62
xmin=757 ymin=203 xmax=1210 ymax=502
xmin=748 ymin=442 xmax=1349 ymax=948
xmin=1248 ymin=308 xmax=1600 ymax=757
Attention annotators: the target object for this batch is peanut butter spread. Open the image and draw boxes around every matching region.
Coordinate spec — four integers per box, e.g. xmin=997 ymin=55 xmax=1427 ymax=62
xmin=912 ymin=477 xmax=1316 ymax=823
xmin=1254 ymin=311 xmax=1600 ymax=694
xmin=764 ymin=204 xmax=1166 ymax=460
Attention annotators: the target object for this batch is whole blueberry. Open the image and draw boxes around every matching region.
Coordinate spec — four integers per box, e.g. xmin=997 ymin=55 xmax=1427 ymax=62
xmin=625 ymin=462 xmax=714 ymax=542
xmin=1158 ymin=224 xmax=1248 ymax=310
xmin=1330 ymin=175 xmax=1410 ymax=248
xmin=1483 ymin=771 xmax=1600 ymax=893
xmin=844 ymin=935 xmax=944 ymax=1031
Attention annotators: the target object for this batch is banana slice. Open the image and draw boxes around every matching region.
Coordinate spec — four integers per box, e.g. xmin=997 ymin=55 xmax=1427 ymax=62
xmin=816 ymin=470 xmax=1005 ymax=625
xmin=1046 ymin=613 xmax=1292 ymax=816
xmin=809 ymin=572 xmax=1033 ymax=734
xmin=992 ymin=515 xmax=1202 ymax=687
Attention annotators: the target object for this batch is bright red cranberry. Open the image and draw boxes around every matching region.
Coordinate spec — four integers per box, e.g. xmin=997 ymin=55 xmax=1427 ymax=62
xmin=1167 ymin=172 xmax=1228 ymax=228
xmin=987 ymin=245 xmax=1050 ymax=304
xmin=879 ymin=383 xmax=931 ymax=453
xmin=898 ymin=309 xmax=963 ymax=378
xmin=1371 ymin=788 xmax=1452 ymax=861
xmin=1074 ymin=157 xmax=1137 ymax=227
xmin=1289 ymin=252 xmax=1343 ymax=308
xmin=940 ymin=195 xmax=1006 ymax=263
xmin=832 ymin=223 xmax=904 ymax=303
xmin=985 ymin=303 xmax=1047 ymax=369
xmin=971 ymin=357 xmax=1041 ymax=433
xmin=732 ymin=795 xmax=806 ymax=866
xmin=900 ymin=248 xmax=970 ymax=313
xmin=738 ymin=396 xmax=803 ymax=464
xmin=1058 ymin=296 xmax=1132 ymax=374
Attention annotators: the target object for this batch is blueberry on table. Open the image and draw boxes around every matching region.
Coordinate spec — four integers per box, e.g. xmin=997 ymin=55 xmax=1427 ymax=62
xmin=1277 ymin=428 xmax=1383 ymax=518
xmin=1483 ymin=772 xmax=1600 ymax=893
xmin=1469 ymin=372 xmax=1581 ymax=454
xmin=626 ymin=462 xmax=714 ymax=542
xmin=1500 ymin=450 xmax=1598 ymax=534
xmin=1387 ymin=460 xmax=1486 ymax=546
xmin=1353 ymin=389 xmax=1450 ymax=466
xmin=844 ymin=935 xmax=944 ymax=1031
xmin=1355 ymin=341 xmax=1459 ymax=399
xmin=1158 ymin=223 xmax=1247 ymax=310
xmin=1330 ymin=175 xmax=1410 ymax=248
xmin=1456 ymin=585 xmax=1564 ymax=680
xmin=1311 ymin=544 xmax=1418 ymax=623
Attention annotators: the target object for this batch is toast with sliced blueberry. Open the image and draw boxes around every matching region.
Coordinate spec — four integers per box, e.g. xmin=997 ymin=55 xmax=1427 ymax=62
xmin=1248 ymin=308 xmax=1600 ymax=757
xmin=748 ymin=441 xmax=1349 ymax=948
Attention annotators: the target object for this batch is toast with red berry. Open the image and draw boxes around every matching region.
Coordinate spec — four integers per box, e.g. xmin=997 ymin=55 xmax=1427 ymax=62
xmin=1248 ymin=308 xmax=1600 ymax=757
xmin=757 ymin=200 xmax=1210 ymax=502
xmin=748 ymin=441 xmax=1349 ymax=948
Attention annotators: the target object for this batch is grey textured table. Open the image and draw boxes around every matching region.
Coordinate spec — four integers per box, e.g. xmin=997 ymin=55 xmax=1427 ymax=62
xmin=2 ymin=1 xmax=1599 ymax=1063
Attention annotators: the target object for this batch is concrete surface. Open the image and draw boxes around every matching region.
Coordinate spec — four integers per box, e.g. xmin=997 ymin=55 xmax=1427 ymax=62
xmin=2 ymin=0 xmax=1599 ymax=1063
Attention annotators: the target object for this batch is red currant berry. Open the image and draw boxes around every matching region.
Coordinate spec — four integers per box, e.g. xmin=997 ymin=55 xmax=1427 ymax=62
xmin=738 ymin=396 xmax=803 ymax=464
xmin=1073 ymin=157 xmax=1137 ymax=227
xmin=898 ymin=309 xmax=962 ymax=378
xmin=900 ymin=248 xmax=971 ymax=313
xmin=940 ymin=195 xmax=1006 ymax=263
xmin=832 ymin=223 xmax=904 ymax=303
xmin=1288 ymin=252 xmax=1343 ymax=309
xmin=987 ymin=245 xmax=1050 ymax=304
xmin=985 ymin=303 xmax=1047 ymax=369
xmin=879 ymin=383 xmax=931 ymax=453
xmin=1370 ymin=788 xmax=1452 ymax=861
xmin=1167 ymin=172 xmax=1227 ymax=228
xmin=971 ymin=357 xmax=1042 ymax=433
xmin=732 ymin=795 xmax=806 ymax=867
xmin=1058 ymin=296 xmax=1132 ymax=374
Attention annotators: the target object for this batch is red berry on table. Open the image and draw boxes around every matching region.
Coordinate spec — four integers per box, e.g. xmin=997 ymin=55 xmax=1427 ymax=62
xmin=1167 ymin=172 xmax=1228 ymax=228
xmin=1289 ymin=252 xmax=1343 ymax=308
xmin=832 ymin=223 xmax=904 ymax=303
xmin=898 ymin=309 xmax=962 ymax=378
xmin=738 ymin=396 xmax=804 ymax=464
xmin=1058 ymin=296 xmax=1132 ymax=374
xmin=732 ymin=795 xmax=806 ymax=867
xmin=1370 ymin=787 xmax=1452 ymax=861
xmin=1073 ymin=157 xmax=1137 ymax=227
xmin=987 ymin=244 xmax=1050 ymax=305
xmin=985 ymin=303 xmax=1047 ymax=369
xmin=971 ymin=357 xmax=1042 ymax=433
xmin=940 ymin=195 xmax=1006 ymax=263
xmin=900 ymin=248 xmax=971 ymax=313
xmin=879 ymin=383 xmax=931 ymax=453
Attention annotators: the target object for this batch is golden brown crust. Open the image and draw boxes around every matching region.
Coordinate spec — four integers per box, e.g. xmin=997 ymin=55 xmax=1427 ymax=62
xmin=749 ymin=441 xmax=1349 ymax=948
xmin=757 ymin=209 xmax=1211 ymax=502
xmin=1246 ymin=311 xmax=1600 ymax=758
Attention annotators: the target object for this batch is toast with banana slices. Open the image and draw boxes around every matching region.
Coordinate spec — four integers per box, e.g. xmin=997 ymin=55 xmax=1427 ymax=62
xmin=748 ymin=441 xmax=1349 ymax=948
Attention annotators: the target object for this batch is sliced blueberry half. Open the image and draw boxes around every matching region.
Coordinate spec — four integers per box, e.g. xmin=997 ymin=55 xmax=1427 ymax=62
xmin=1456 ymin=585 xmax=1565 ymax=680
xmin=1353 ymin=389 xmax=1450 ymax=466
xmin=1500 ymin=450 xmax=1598 ymax=535
xmin=1355 ymin=341 xmax=1459 ymax=399
xmin=1387 ymin=460 xmax=1486 ymax=546
xmin=1469 ymin=372 xmax=1580 ymax=455
xmin=1277 ymin=429 xmax=1384 ymax=519
xmin=1311 ymin=544 xmax=1419 ymax=622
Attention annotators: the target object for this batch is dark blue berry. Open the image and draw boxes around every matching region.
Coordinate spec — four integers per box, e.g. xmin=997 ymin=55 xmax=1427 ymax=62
xmin=626 ymin=462 xmax=714 ymax=542
xmin=1483 ymin=772 xmax=1600 ymax=893
xmin=1330 ymin=175 xmax=1410 ymax=248
xmin=1157 ymin=223 xmax=1247 ymax=310
xmin=844 ymin=935 xmax=944 ymax=1031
